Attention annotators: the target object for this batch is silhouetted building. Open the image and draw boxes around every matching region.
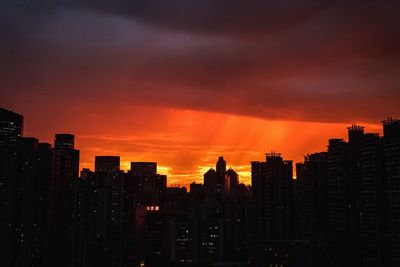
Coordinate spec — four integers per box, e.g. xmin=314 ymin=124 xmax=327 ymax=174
xmin=0 ymin=108 xmax=23 ymax=267
xmin=13 ymin=138 xmax=53 ymax=267
xmin=296 ymin=152 xmax=329 ymax=266
xmin=226 ymin=168 xmax=239 ymax=193
xmin=121 ymin=172 xmax=141 ymax=262
xmin=0 ymin=107 xmax=23 ymax=147
xmin=49 ymin=133 xmax=80 ymax=266
xmin=71 ymin=179 xmax=113 ymax=267
xmin=72 ymin=164 xmax=130 ymax=267
xmin=156 ymin=175 xmax=167 ymax=195
xmin=130 ymin=162 xmax=157 ymax=177
xmin=95 ymin=156 xmax=120 ymax=172
xmin=216 ymin=156 xmax=227 ymax=185
xmin=53 ymin=134 xmax=80 ymax=181
xmin=190 ymin=182 xmax=204 ymax=197
xmin=327 ymin=138 xmax=349 ymax=267
xmin=251 ymin=152 xmax=294 ymax=240
xmin=130 ymin=162 xmax=166 ymax=201
xmin=204 ymin=168 xmax=218 ymax=201
xmin=222 ymin=183 xmax=251 ymax=262
xmin=189 ymin=182 xmax=204 ymax=212
xmin=327 ymin=125 xmax=366 ymax=267
xmin=383 ymin=118 xmax=400 ymax=267
xmin=358 ymin=133 xmax=388 ymax=267
xmin=55 ymin=133 xmax=75 ymax=150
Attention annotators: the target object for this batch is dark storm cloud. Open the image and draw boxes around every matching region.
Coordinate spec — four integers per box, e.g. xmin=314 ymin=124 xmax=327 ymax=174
xmin=66 ymin=0 xmax=329 ymax=36
xmin=1 ymin=0 xmax=400 ymax=123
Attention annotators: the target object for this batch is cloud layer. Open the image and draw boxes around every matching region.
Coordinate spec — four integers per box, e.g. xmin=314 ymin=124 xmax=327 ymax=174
xmin=1 ymin=1 xmax=399 ymax=183
xmin=2 ymin=0 xmax=400 ymax=122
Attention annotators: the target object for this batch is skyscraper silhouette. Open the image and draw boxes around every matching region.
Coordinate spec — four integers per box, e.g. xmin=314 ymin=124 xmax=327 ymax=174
xmin=216 ymin=156 xmax=227 ymax=185
xmin=296 ymin=152 xmax=329 ymax=266
xmin=130 ymin=162 xmax=157 ymax=177
xmin=383 ymin=118 xmax=400 ymax=267
xmin=0 ymin=107 xmax=23 ymax=147
xmin=49 ymin=134 xmax=80 ymax=266
xmin=327 ymin=134 xmax=361 ymax=266
xmin=0 ymin=108 xmax=23 ymax=267
xmin=204 ymin=168 xmax=218 ymax=201
xmin=251 ymin=152 xmax=294 ymax=240
xmin=226 ymin=168 xmax=239 ymax=193
xmin=95 ymin=156 xmax=121 ymax=172
xmin=14 ymin=138 xmax=53 ymax=267
xmin=358 ymin=133 xmax=387 ymax=266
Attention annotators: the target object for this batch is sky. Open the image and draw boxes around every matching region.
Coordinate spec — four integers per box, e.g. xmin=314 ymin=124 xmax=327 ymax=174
xmin=1 ymin=0 xmax=399 ymax=185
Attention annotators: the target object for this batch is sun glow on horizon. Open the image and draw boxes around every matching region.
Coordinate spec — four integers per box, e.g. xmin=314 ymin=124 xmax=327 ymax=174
xmin=69 ymin=108 xmax=383 ymax=188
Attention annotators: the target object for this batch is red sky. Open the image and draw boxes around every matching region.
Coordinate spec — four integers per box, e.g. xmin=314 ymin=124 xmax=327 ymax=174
xmin=19 ymin=105 xmax=382 ymax=186
xmin=1 ymin=1 xmax=399 ymax=186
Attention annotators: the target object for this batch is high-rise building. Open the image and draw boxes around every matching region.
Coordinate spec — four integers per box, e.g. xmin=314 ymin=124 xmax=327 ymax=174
xmin=251 ymin=152 xmax=294 ymax=240
xmin=327 ymin=125 xmax=366 ymax=266
xmin=13 ymin=138 xmax=53 ymax=267
xmin=95 ymin=156 xmax=120 ymax=173
xmin=358 ymin=133 xmax=388 ymax=267
xmin=129 ymin=162 xmax=166 ymax=206
xmin=225 ymin=168 xmax=239 ymax=193
xmin=71 ymin=179 xmax=114 ymax=267
xmin=327 ymin=137 xmax=355 ymax=266
xmin=0 ymin=107 xmax=23 ymax=147
xmin=222 ymin=183 xmax=251 ymax=262
xmin=296 ymin=152 xmax=329 ymax=266
xmin=54 ymin=133 xmax=75 ymax=150
xmin=53 ymin=134 xmax=80 ymax=184
xmin=383 ymin=118 xmax=400 ymax=267
xmin=204 ymin=168 xmax=218 ymax=201
xmin=48 ymin=133 xmax=80 ymax=266
xmin=216 ymin=156 xmax=226 ymax=185
xmin=130 ymin=162 xmax=157 ymax=177
xmin=0 ymin=108 xmax=23 ymax=267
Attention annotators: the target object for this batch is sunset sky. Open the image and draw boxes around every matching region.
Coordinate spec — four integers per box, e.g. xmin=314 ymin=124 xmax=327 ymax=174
xmin=1 ymin=1 xmax=399 ymax=185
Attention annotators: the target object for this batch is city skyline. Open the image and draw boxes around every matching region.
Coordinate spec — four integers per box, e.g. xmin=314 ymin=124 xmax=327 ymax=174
xmin=0 ymin=107 xmax=392 ymax=186
xmin=2 ymin=107 xmax=400 ymax=267
xmin=0 ymin=106 xmax=389 ymax=186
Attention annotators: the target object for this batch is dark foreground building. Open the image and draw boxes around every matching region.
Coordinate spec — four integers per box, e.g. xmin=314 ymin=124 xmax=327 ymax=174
xmin=251 ymin=152 xmax=294 ymax=240
xmin=383 ymin=118 xmax=400 ymax=267
xmin=296 ymin=120 xmax=400 ymax=267
xmin=0 ymin=108 xmax=23 ymax=267
xmin=296 ymin=152 xmax=329 ymax=266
